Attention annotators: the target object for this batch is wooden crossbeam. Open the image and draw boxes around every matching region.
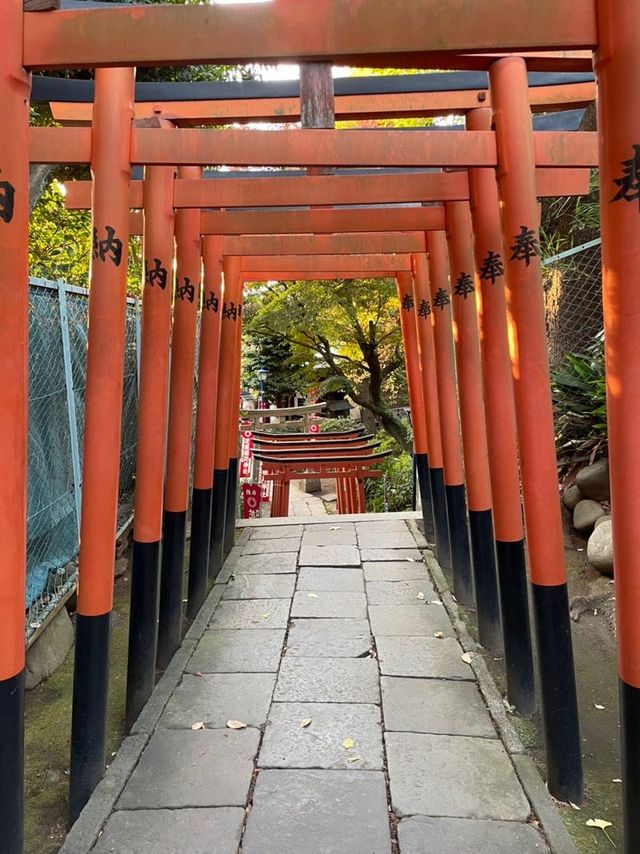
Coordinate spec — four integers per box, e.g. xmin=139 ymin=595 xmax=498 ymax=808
xmin=48 ymin=81 xmax=596 ymax=125
xmin=242 ymin=271 xmax=397 ymax=282
xmin=238 ymin=254 xmax=411 ymax=273
xmin=23 ymin=2 xmax=597 ymax=70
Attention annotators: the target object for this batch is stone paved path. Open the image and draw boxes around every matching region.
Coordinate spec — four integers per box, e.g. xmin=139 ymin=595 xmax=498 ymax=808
xmin=65 ymin=514 xmax=576 ymax=854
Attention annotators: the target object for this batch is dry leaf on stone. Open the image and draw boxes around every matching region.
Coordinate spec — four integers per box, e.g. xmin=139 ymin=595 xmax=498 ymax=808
xmin=407 ymin=558 xmax=417 ymax=562
xmin=594 ymin=704 xmax=606 ymax=710
xmin=307 ymin=593 xmax=319 ymax=598
xmin=461 ymin=652 xmax=473 ymax=665
xmin=433 ymin=632 xmax=444 ymax=639
xmin=261 ymin=613 xmax=270 ymax=620
xmin=430 ymin=600 xmax=444 ymax=606
xmin=191 ymin=672 xmax=203 ymax=678
xmin=342 ymin=738 xmax=354 ymax=749
xmin=329 ymin=526 xmax=341 ymax=531
xmin=300 ymin=719 xmax=312 ymax=728
xmin=346 ymin=756 xmax=362 ymax=764
xmin=226 ymin=720 xmax=247 ymax=730
xmin=191 ymin=722 xmax=206 ymax=731
xmin=416 ymin=592 xmax=425 ymax=600
xmin=613 ymin=779 xmax=622 ymax=784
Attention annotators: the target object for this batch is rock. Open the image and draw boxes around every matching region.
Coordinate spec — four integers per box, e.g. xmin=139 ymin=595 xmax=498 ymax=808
xmin=573 ymin=499 xmax=606 ymax=534
xmin=562 ymin=483 xmax=584 ymax=511
xmin=115 ymin=556 xmax=129 ymax=578
xmin=594 ymin=514 xmax=611 ymax=529
xmin=587 ymin=520 xmax=614 ymax=576
xmin=25 ymin=607 xmax=74 ymax=690
xmin=576 ymin=458 xmax=610 ymax=502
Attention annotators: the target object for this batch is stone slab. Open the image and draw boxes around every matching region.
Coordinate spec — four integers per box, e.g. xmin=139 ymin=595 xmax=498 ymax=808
xmin=93 ymin=808 xmax=245 ymax=854
xmin=361 ymin=548 xmax=423 ymax=562
xmin=397 ymin=816 xmax=547 ymax=854
xmin=250 ymin=526 xmax=303 ymax=540
xmin=363 ymin=561 xmax=430 ymax=582
xmin=376 ymin=636 xmax=472 ymax=680
xmin=242 ymin=538 xmax=301 ymax=555
xmin=242 ymin=769 xmax=392 ymax=854
xmin=286 ymin=618 xmax=371 ymax=658
xmin=299 ymin=545 xmax=361 ymax=566
xmin=222 ymin=573 xmax=296 ymax=600
xmin=118 ymin=729 xmax=260 ymax=809
xmin=209 ymin=598 xmax=290 ymax=629
xmin=366 ymin=579 xmax=436 ymax=605
xmin=275 ymin=657 xmax=380 ymax=703
xmin=301 ymin=526 xmax=357 ymax=546
xmin=355 ymin=520 xmax=410 ymax=533
xmin=297 ymin=566 xmax=364 ymax=593
xmin=385 ymin=732 xmax=531 ymax=820
xmin=259 ymin=702 xmax=383 ymax=770
xmin=356 ymin=532 xmax=417 ymax=550
xmin=381 ymin=677 xmax=496 ymax=737
xmin=189 ymin=629 xmax=285 ymax=673
xmin=233 ymin=553 xmax=297 ymax=575
xmin=369 ymin=604 xmax=454 ymax=637
xmin=159 ymin=672 xmax=275 ymax=729
xmin=291 ymin=591 xmax=367 ymax=620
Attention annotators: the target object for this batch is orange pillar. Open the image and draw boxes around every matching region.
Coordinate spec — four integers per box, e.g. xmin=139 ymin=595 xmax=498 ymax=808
xmin=154 ymin=166 xmax=201 ymax=683
xmin=186 ymin=235 xmax=224 ymax=620
xmin=491 ymin=56 xmax=582 ymax=803
xmin=126 ymin=164 xmax=176 ymax=722
xmin=595 ymin=3 xmax=640 ymax=846
xmin=223 ymin=271 xmax=244 ymax=554
xmin=396 ymin=271 xmax=435 ymax=540
xmin=411 ymin=252 xmax=451 ymax=570
xmin=210 ymin=257 xmax=243 ymax=575
xmin=69 ymin=68 xmax=135 ymax=823
xmin=426 ymin=232 xmax=473 ymax=601
xmin=445 ymin=201 xmax=501 ymax=649
xmin=0 ymin=2 xmax=30 ymax=848
xmin=467 ymin=106 xmax=535 ymax=711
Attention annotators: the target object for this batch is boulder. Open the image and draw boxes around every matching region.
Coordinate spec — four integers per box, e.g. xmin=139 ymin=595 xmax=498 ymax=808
xmin=25 ymin=607 xmax=74 ymax=690
xmin=594 ymin=514 xmax=611 ymax=529
xmin=562 ymin=483 xmax=584 ymax=511
xmin=587 ymin=520 xmax=614 ymax=576
xmin=576 ymin=458 xmax=610 ymax=502
xmin=573 ymin=499 xmax=606 ymax=534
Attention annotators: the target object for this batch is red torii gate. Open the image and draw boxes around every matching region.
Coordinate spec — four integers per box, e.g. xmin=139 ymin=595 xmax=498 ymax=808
xmin=3 ymin=2 xmax=640 ymax=851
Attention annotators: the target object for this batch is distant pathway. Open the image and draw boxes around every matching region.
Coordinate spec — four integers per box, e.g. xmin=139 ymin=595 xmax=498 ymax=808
xmin=62 ymin=514 xmax=576 ymax=854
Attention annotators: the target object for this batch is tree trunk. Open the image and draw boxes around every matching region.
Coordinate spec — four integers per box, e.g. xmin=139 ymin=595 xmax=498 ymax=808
xmin=29 ymin=164 xmax=54 ymax=213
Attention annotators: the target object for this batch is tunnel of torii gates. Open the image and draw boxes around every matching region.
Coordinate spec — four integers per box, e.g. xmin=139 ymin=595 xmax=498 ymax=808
xmin=3 ymin=1 xmax=640 ymax=851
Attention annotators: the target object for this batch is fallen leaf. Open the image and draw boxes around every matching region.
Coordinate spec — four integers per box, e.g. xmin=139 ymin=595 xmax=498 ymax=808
xmin=594 ymin=704 xmax=606 ymax=710
xmin=416 ymin=592 xmax=425 ymax=600
xmin=192 ymin=672 xmax=203 ymax=678
xmin=570 ymin=802 xmax=582 ymax=811
xmin=407 ymin=558 xmax=417 ymax=562
xmin=300 ymin=719 xmax=312 ymax=728
xmin=191 ymin=721 xmax=206 ymax=731
xmin=261 ymin=614 xmax=270 ymax=620
xmin=342 ymin=738 xmax=354 ymax=749
xmin=461 ymin=652 xmax=473 ymax=665
xmin=585 ymin=818 xmax=615 ymax=846
xmin=226 ymin=720 xmax=247 ymax=730
xmin=307 ymin=593 xmax=319 ymax=598
xmin=329 ymin=526 xmax=341 ymax=531
xmin=613 ymin=779 xmax=622 ymax=784
xmin=346 ymin=756 xmax=362 ymax=763
xmin=433 ymin=631 xmax=444 ymax=639
xmin=430 ymin=600 xmax=444 ymax=606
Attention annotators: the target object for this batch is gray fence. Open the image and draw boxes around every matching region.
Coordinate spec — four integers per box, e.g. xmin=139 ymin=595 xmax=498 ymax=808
xmin=26 ymin=278 xmax=140 ymax=640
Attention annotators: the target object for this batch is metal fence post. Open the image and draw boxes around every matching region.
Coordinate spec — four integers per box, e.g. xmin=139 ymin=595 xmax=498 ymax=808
xmin=134 ymin=296 xmax=142 ymax=393
xmin=57 ymin=279 xmax=82 ymax=537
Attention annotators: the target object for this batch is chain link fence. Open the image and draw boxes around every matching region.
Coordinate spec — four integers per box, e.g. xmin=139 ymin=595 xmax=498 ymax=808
xmin=26 ymin=278 xmax=140 ymax=641
xmin=542 ymin=238 xmax=603 ymax=366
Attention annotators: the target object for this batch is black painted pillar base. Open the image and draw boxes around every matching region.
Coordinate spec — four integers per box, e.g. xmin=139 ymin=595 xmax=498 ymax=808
xmin=157 ymin=510 xmax=187 ymax=671
xmin=444 ymin=483 xmax=474 ymax=606
xmin=187 ymin=488 xmax=212 ymax=623
xmin=126 ymin=539 xmax=161 ymax=730
xmin=495 ymin=539 xmax=536 ymax=714
xmin=224 ymin=457 xmax=239 ymax=557
xmin=468 ymin=509 xmax=502 ymax=651
xmin=415 ymin=453 xmax=436 ymax=542
xmin=621 ymin=679 xmax=640 ymax=853
xmin=209 ymin=467 xmax=228 ymax=580
xmin=69 ymin=613 xmax=110 ymax=823
xmin=532 ymin=582 xmax=583 ymax=804
xmin=429 ymin=466 xmax=451 ymax=571
xmin=0 ymin=670 xmax=24 ymax=852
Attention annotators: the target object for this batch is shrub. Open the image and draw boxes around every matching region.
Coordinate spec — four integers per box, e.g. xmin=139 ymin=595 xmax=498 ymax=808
xmin=365 ymin=431 xmax=413 ymax=513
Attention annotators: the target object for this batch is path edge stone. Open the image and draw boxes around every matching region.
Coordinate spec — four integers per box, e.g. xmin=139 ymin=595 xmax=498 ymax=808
xmin=416 ymin=531 xmax=578 ymax=854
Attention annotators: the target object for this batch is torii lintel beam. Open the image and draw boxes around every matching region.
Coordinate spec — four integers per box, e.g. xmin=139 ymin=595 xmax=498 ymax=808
xmin=30 ymin=127 xmax=598 ymax=168
xmin=238 ymin=255 xmax=411 ymax=273
xmin=136 ymin=208 xmax=446 ymax=237
xmin=22 ymin=2 xmax=596 ymax=70
xmin=66 ymin=169 xmax=591 ymax=216
xmin=48 ymin=82 xmax=596 ymax=125
xmin=242 ymin=271 xmax=397 ymax=282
